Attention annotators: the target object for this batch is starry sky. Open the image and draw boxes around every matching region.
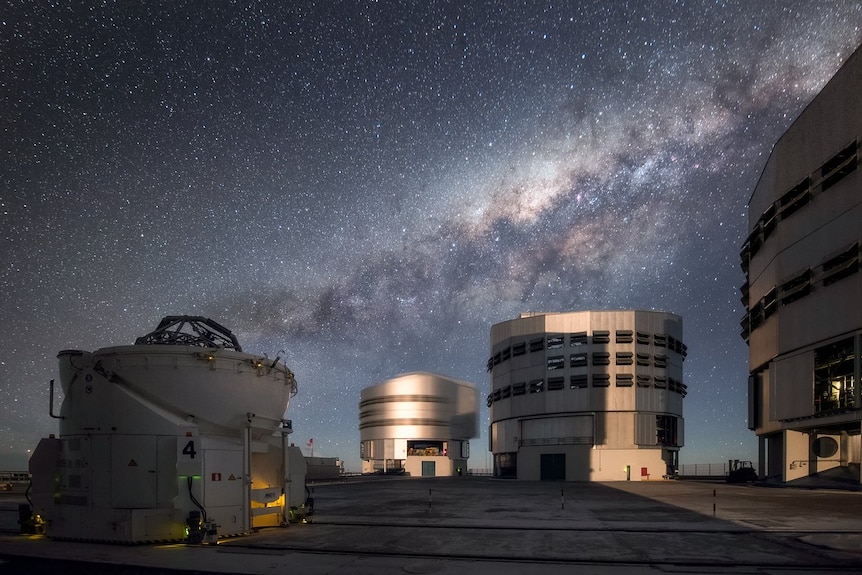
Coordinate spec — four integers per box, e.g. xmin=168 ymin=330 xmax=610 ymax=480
xmin=3 ymin=1 xmax=862 ymax=472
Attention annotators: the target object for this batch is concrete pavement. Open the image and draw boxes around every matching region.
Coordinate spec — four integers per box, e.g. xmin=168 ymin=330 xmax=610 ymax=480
xmin=1 ymin=477 xmax=860 ymax=574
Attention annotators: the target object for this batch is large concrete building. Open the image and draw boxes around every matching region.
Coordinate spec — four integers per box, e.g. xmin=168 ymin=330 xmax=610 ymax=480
xmin=740 ymin=46 xmax=862 ymax=485
xmin=488 ymin=311 xmax=686 ymax=481
xmin=358 ymin=372 xmax=478 ymax=476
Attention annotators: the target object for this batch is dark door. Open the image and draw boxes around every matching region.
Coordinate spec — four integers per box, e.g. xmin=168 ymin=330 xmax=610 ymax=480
xmin=540 ymin=453 xmax=566 ymax=480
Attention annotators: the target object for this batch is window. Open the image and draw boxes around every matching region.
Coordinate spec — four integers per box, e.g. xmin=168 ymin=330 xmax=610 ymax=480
xmin=616 ymin=330 xmax=633 ymax=344
xmin=820 ymin=140 xmax=857 ymax=192
xmin=761 ymin=203 xmax=777 ymax=239
xmin=547 ymin=355 xmax=565 ymax=370
xmin=592 ymin=352 xmax=610 ymax=366
xmin=501 ymin=385 xmax=511 ymax=399
xmin=636 ymin=353 xmax=651 ymax=366
xmin=749 ymin=301 xmax=765 ymax=330
xmin=547 ymin=376 xmax=565 ymax=391
xmin=763 ymin=287 xmax=777 ymax=318
xmin=512 ymin=342 xmax=526 ymax=356
xmin=615 ymin=373 xmax=634 ymax=387
xmin=636 ymin=374 xmax=651 ymax=387
xmin=814 ymin=338 xmax=855 ymax=413
xmin=654 ymin=354 xmax=667 ymax=368
xmin=779 ymin=268 xmax=811 ymax=305
xmin=529 ymin=379 xmax=544 ymax=393
xmin=656 ymin=415 xmax=679 ymax=447
xmin=822 ymin=243 xmax=859 ymax=287
xmin=408 ymin=440 xmax=445 ymax=456
xmin=547 ymin=335 xmax=564 ymax=349
xmin=654 ymin=376 xmax=667 ymax=388
xmin=529 ymin=337 xmax=544 ymax=352
xmin=570 ymin=374 xmax=588 ymax=389
xmin=501 ymin=347 xmax=511 ymax=361
xmin=778 ymin=177 xmax=810 ymax=219
xmin=740 ymin=313 xmax=751 ymax=341
xmin=636 ymin=331 xmax=650 ymax=345
xmin=654 ymin=333 xmax=667 ymax=347
xmin=512 ymin=382 xmax=526 ymax=396
xmin=616 ymin=352 xmax=633 ymax=366
xmin=593 ymin=330 xmax=610 ymax=343
xmin=570 ymin=331 xmax=588 ymax=346
xmin=570 ymin=353 xmax=588 ymax=367
xmin=593 ymin=373 xmax=610 ymax=387
xmin=669 ymin=378 xmax=688 ymax=397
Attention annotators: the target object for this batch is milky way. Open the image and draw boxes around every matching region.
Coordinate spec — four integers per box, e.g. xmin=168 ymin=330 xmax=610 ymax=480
xmin=2 ymin=1 xmax=862 ymax=470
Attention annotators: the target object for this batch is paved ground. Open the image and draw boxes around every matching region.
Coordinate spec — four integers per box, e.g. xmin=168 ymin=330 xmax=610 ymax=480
xmin=1 ymin=477 xmax=861 ymax=574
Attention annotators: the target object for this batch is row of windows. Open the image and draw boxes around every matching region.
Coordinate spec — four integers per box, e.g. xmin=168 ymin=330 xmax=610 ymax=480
xmin=740 ymin=242 xmax=859 ymax=340
xmin=741 ymin=139 xmax=858 ymax=270
xmin=487 ymin=330 xmax=687 ymax=371
xmin=546 ymin=352 xmax=670 ymax=370
xmin=486 ymin=374 xmax=687 ymax=406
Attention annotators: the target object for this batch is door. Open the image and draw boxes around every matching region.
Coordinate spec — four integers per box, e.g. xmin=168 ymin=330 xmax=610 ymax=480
xmin=540 ymin=453 xmax=566 ymax=481
xmin=421 ymin=460 xmax=436 ymax=477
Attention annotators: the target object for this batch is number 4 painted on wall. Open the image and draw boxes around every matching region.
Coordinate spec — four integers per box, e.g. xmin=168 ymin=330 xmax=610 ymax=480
xmin=182 ymin=440 xmax=197 ymax=459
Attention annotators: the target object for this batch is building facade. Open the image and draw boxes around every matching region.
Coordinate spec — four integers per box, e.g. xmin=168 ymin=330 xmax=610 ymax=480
xmin=359 ymin=372 xmax=478 ymax=476
xmin=741 ymin=46 xmax=862 ymax=485
xmin=488 ymin=311 xmax=686 ymax=481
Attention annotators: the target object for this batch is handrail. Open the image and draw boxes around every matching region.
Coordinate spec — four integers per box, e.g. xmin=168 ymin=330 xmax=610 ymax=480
xmin=49 ymin=379 xmax=64 ymax=419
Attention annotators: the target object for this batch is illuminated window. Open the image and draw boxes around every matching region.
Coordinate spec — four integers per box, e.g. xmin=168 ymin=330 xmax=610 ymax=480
xmin=570 ymin=353 xmax=588 ymax=367
xmin=529 ymin=379 xmax=544 ymax=393
xmin=814 ymin=338 xmax=855 ymax=413
xmin=547 ymin=335 xmax=564 ymax=349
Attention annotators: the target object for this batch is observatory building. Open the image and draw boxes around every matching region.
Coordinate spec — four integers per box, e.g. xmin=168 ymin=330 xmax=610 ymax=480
xmin=488 ymin=310 xmax=687 ymax=481
xmin=741 ymin=45 xmax=862 ymax=485
xmin=27 ymin=316 xmax=308 ymax=543
xmin=358 ymin=372 xmax=478 ymax=476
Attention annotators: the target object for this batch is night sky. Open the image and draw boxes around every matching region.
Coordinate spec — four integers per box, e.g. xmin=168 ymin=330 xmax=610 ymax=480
xmin=3 ymin=1 xmax=862 ymax=471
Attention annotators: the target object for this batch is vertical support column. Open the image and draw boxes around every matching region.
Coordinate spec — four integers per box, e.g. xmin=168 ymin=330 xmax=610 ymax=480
xmin=242 ymin=424 xmax=251 ymax=534
xmin=758 ymin=435 xmax=766 ymax=480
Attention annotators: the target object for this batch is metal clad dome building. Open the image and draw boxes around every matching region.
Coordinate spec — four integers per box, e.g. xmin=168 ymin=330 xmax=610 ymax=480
xmin=359 ymin=372 xmax=479 ymax=476
xmin=488 ymin=310 xmax=687 ymax=481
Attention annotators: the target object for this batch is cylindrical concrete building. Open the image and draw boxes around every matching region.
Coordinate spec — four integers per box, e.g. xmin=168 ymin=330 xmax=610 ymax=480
xmin=359 ymin=372 xmax=479 ymax=476
xmin=488 ymin=310 xmax=687 ymax=481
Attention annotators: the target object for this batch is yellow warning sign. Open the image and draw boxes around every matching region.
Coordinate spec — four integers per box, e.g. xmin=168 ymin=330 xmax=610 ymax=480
xmin=128 ymin=459 xmax=138 ymax=467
